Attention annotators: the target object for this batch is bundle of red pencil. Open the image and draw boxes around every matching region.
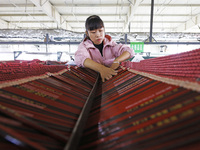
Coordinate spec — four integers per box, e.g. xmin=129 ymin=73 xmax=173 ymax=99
xmin=0 ymin=62 xmax=98 ymax=150
xmin=0 ymin=48 xmax=200 ymax=150
xmin=79 ymin=68 xmax=200 ymax=150
xmin=121 ymin=48 xmax=200 ymax=82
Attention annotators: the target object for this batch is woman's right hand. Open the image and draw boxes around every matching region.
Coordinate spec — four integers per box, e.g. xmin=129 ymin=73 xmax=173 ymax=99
xmin=99 ymin=66 xmax=118 ymax=82
xmin=83 ymin=58 xmax=118 ymax=82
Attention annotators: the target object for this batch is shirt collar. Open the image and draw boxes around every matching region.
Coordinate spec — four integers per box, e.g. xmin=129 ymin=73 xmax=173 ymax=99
xmin=83 ymin=35 xmax=113 ymax=49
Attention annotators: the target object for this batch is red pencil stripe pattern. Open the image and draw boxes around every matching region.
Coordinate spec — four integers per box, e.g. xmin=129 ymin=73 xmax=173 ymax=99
xmin=78 ymin=48 xmax=200 ymax=149
xmin=121 ymin=48 xmax=200 ymax=83
xmin=79 ymin=68 xmax=200 ymax=150
xmin=0 ymin=60 xmax=98 ymax=149
xmin=0 ymin=48 xmax=200 ymax=150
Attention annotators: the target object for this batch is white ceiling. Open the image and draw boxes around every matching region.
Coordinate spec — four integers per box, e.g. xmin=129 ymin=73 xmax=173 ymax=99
xmin=0 ymin=0 xmax=200 ymax=33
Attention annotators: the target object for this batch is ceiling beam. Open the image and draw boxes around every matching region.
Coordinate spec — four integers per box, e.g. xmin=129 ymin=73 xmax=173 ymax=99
xmin=54 ymin=4 xmax=200 ymax=8
xmin=10 ymin=21 xmax=55 ymax=23
xmin=0 ymin=18 xmax=18 ymax=29
xmin=1 ymin=14 xmax=195 ymax=18
xmin=123 ymin=0 xmax=148 ymax=32
xmin=65 ymin=20 xmax=185 ymax=24
xmin=73 ymin=26 xmax=174 ymax=30
xmin=0 ymin=14 xmax=47 ymax=17
xmin=0 ymin=4 xmax=35 ymax=7
xmin=8 ymin=20 xmax=185 ymax=25
xmin=29 ymin=0 xmax=71 ymax=30
xmin=61 ymin=14 xmax=197 ymax=18
xmin=0 ymin=18 xmax=9 ymax=28
xmin=140 ymin=4 xmax=200 ymax=7
xmin=55 ymin=4 xmax=129 ymax=8
xmin=175 ymin=13 xmax=200 ymax=32
xmin=2 ymin=3 xmax=200 ymax=9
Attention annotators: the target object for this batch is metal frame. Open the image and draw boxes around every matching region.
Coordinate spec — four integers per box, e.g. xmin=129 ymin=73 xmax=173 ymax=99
xmin=14 ymin=51 xmax=22 ymax=60
xmin=12 ymin=51 xmax=74 ymax=61
xmin=149 ymin=0 xmax=154 ymax=43
xmin=0 ymin=40 xmax=199 ymax=45
xmin=0 ymin=1 xmax=199 ymax=62
xmin=57 ymin=52 xmax=63 ymax=61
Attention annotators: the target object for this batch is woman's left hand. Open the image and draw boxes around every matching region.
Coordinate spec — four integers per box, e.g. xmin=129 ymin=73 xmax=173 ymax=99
xmin=110 ymin=62 xmax=120 ymax=70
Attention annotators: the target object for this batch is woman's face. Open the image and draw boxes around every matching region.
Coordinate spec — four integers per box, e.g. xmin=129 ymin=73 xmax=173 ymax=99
xmin=87 ymin=27 xmax=105 ymax=45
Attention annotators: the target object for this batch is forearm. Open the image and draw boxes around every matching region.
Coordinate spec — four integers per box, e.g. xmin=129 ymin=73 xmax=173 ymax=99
xmin=83 ymin=58 xmax=105 ymax=73
xmin=115 ymin=51 xmax=131 ymax=63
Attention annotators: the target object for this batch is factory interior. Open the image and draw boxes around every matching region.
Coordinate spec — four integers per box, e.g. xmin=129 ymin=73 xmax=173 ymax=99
xmin=0 ymin=0 xmax=200 ymax=149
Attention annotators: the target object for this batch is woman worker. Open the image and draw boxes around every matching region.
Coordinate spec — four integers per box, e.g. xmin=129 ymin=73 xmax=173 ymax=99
xmin=75 ymin=15 xmax=134 ymax=82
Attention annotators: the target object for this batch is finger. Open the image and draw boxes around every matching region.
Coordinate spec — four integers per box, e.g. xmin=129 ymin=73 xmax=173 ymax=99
xmin=111 ymin=72 xmax=118 ymax=76
xmin=114 ymin=70 xmax=118 ymax=72
xmin=106 ymin=76 xmax=111 ymax=80
xmin=106 ymin=75 xmax=113 ymax=80
xmin=111 ymin=69 xmax=118 ymax=72
xmin=109 ymin=74 xmax=113 ymax=79
xmin=106 ymin=77 xmax=111 ymax=81
xmin=102 ymin=78 xmax=105 ymax=82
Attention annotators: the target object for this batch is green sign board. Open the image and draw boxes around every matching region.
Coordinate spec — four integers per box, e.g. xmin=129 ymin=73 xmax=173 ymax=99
xmin=130 ymin=42 xmax=144 ymax=53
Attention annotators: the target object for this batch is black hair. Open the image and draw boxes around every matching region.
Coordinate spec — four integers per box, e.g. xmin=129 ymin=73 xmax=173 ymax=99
xmin=85 ymin=15 xmax=104 ymax=31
